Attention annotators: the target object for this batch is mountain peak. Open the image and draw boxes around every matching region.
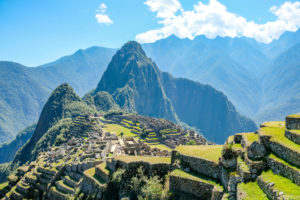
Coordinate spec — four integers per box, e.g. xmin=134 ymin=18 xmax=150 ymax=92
xmin=13 ymin=83 xmax=81 ymax=165
xmin=119 ymin=41 xmax=146 ymax=58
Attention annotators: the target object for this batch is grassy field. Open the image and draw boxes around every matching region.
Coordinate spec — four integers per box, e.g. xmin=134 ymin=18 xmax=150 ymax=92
xmin=237 ymin=157 xmax=250 ymax=173
xmin=0 ymin=181 xmax=8 ymax=190
xmin=238 ymin=181 xmax=268 ymax=200
xmin=97 ymin=163 xmax=110 ymax=175
xmin=175 ymin=145 xmax=223 ymax=163
xmin=260 ymin=127 xmax=300 ymax=153
xmin=259 ymin=170 xmax=300 ymax=199
xmin=103 ymin=124 xmax=137 ymax=137
xmin=286 ymin=114 xmax=300 ymax=118
xmin=115 ymin=155 xmax=171 ymax=164
xmin=242 ymin=132 xmax=258 ymax=144
xmin=171 ymin=169 xmax=223 ymax=190
xmin=148 ymin=144 xmax=172 ymax=151
xmin=260 ymin=121 xmax=285 ymax=128
xmin=269 ymin=153 xmax=300 ymax=172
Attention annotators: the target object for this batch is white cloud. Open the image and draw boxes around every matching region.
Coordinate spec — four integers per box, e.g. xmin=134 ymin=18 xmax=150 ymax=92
xmin=136 ymin=0 xmax=300 ymax=43
xmin=145 ymin=0 xmax=183 ymax=19
xmin=95 ymin=3 xmax=113 ymax=25
xmin=97 ymin=3 xmax=107 ymax=13
xmin=95 ymin=14 xmax=113 ymax=25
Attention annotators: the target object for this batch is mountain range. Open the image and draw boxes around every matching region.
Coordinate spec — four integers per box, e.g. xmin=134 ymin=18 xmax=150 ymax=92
xmin=1 ymin=30 xmax=300 ymax=145
xmin=9 ymin=41 xmax=256 ymax=168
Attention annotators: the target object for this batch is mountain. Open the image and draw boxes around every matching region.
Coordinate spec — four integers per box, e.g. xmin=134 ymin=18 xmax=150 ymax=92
xmin=0 ymin=47 xmax=115 ymax=143
xmin=0 ymin=124 xmax=36 ymax=164
xmin=13 ymin=83 xmax=82 ymax=165
xmin=95 ymin=41 xmax=178 ymax=123
xmin=142 ymin=35 xmax=266 ymax=117
xmin=96 ymin=41 xmax=257 ymax=143
xmin=161 ymin=72 xmax=257 ymax=143
xmin=0 ymin=62 xmax=49 ymax=143
xmin=256 ymin=42 xmax=300 ymax=122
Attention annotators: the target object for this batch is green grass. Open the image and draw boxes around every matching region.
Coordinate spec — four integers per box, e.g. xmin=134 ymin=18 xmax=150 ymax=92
xmin=103 ymin=124 xmax=136 ymax=137
xmin=242 ymin=132 xmax=258 ymax=144
xmin=170 ymin=169 xmax=223 ymax=191
xmin=0 ymin=181 xmax=8 ymax=190
xmin=148 ymin=144 xmax=172 ymax=151
xmin=237 ymin=157 xmax=250 ymax=173
xmin=286 ymin=114 xmax=300 ymax=118
xmin=260 ymin=170 xmax=300 ymax=199
xmin=238 ymin=181 xmax=268 ymax=200
xmin=115 ymin=155 xmax=171 ymax=164
xmin=260 ymin=127 xmax=300 ymax=153
xmin=160 ymin=129 xmax=177 ymax=134
xmin=269 ymin=153 xmax=300 ymax=172
xmin=175 ymin=145 xmax=223 ymax=163
xmin=260 ymin=121 xmax=285 ymax=128
xmin=97 ymin=163 xmax=110 ymax=176
xmin=288 ymin=129 xmax=300 ymax=136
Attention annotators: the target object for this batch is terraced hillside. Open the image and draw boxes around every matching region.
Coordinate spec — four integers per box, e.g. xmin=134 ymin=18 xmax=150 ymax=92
xmin=1 ymin=113 xmax=299 ymax=199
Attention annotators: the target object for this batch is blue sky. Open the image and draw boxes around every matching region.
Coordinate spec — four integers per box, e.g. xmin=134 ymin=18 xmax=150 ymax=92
xmin=1 ymin=0 xmax=300 ymax=66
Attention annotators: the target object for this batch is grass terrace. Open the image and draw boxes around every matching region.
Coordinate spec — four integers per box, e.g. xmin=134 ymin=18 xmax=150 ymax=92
xmin=260 ymin=127 xmax=300 ymax=153
xmin=98 ymin=163 xmax=110 ymax=176
xmin=0 ymin=181 xmax=8 ymax=190
xmin=148 ymin=144 xmax=172 ymax=151
xmin=260 ymin=121 xmax=285 ymax=128
xmin=170 ymin=169 xmax=223 ymax=191
xmin=242 ymin=132 xmax=258 ymax=144
xmin=286 ymin=114 xmax=300 ymax=118
xmin=237 ymin=157 xmax=250 ymax=173
xmin=84 ymin=167 xmax=106 ymax=185
xmin=269 ymin=153 xmax=300 ymax=172
xmin=259 ymin=170 xmax=300 ymax=199
xmin=160 ymin=129 xmax=178 ymax=134
xmin=175 ymin=145 xmax=223 ymax=163
xmin=103 ymin=124 xmax=136 ymax=137
xmin=238 ymin=181 xmax=268 ymax=200
xmin=114 ymin=155 xmax=171 ymax=164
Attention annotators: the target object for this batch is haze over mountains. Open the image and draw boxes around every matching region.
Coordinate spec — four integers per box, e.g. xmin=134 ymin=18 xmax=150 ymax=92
xmin=1 ymin=29 xmax=300 ymax=145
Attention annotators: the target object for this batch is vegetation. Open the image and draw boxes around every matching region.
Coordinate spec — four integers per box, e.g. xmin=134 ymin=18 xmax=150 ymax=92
xmin=238 ymin=181 xmax=268 ymax=200
xmin=260 ymin=121 xmax=285 ymax=128
xmin=175 ymin=145 xmax=223 ymax=163
xmin=0 ymin=123 xmax=36 ymax=164
xmin=260 ymin=127 xmax=300 ymax=153
xmin=103 ymin=124 xmax=136 ymax=137
xmin=260 ymin=170 xmax=300 ymax=199
xmin=171 ymin=169 xmax=223 ymax=190
xmin=114 ymin=156 xmax=171 ymax=164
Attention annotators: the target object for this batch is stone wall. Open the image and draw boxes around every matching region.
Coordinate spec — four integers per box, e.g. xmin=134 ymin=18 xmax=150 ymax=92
xmin=285 ymin=130 xmax=300 ymax=145
xmin=169 ymin=174 xmax=223 ymax=200
xmin=267 ymin=141 xmax=300 ymax=168
xmin=257 ymin=176 xmax=286 ymax=200
xmin=267 ymin=156 xmax=300 ymax=186
xmin=115 ymin=160 xmax=170 ymax=178
xmin=286 ymin=117 xmax=300 ymax=130
xmin=172 ymin=150 xmax=221 ymax=179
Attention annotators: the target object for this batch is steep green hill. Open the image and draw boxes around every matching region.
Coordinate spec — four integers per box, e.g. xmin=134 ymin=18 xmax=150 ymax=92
xmin=0 ymin=47 xmax=115 ymax=144
xmin=96 ymin=41 xmax=257 ymax=143
xmin=0 ymin=124 xmax=36 ymax=164
xmin=95 ymin=41 xmax=178 ymax=123
xmin=13 ymin=84 xmax=82 ymax=165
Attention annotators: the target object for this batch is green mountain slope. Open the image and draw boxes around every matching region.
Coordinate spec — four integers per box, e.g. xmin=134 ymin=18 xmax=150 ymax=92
xmin=161 ymin=72 xmax=257 ymax=143
xmin=0 ymin=47 xmax=115 ymax=144
xmin=96 ymin=41 xmax=257 ymax=143
xmin=95 ymin=41 xmax=178 ymax=122
xmin=256 ymin=43 xmax=300 ymax=122
xmin=0 ymin=124 xmax=36 ymax=164
xmin=13 ymin=83 xmax=82 ymax=165
xmin=0 ymin=62 xmax=49 ymax=143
